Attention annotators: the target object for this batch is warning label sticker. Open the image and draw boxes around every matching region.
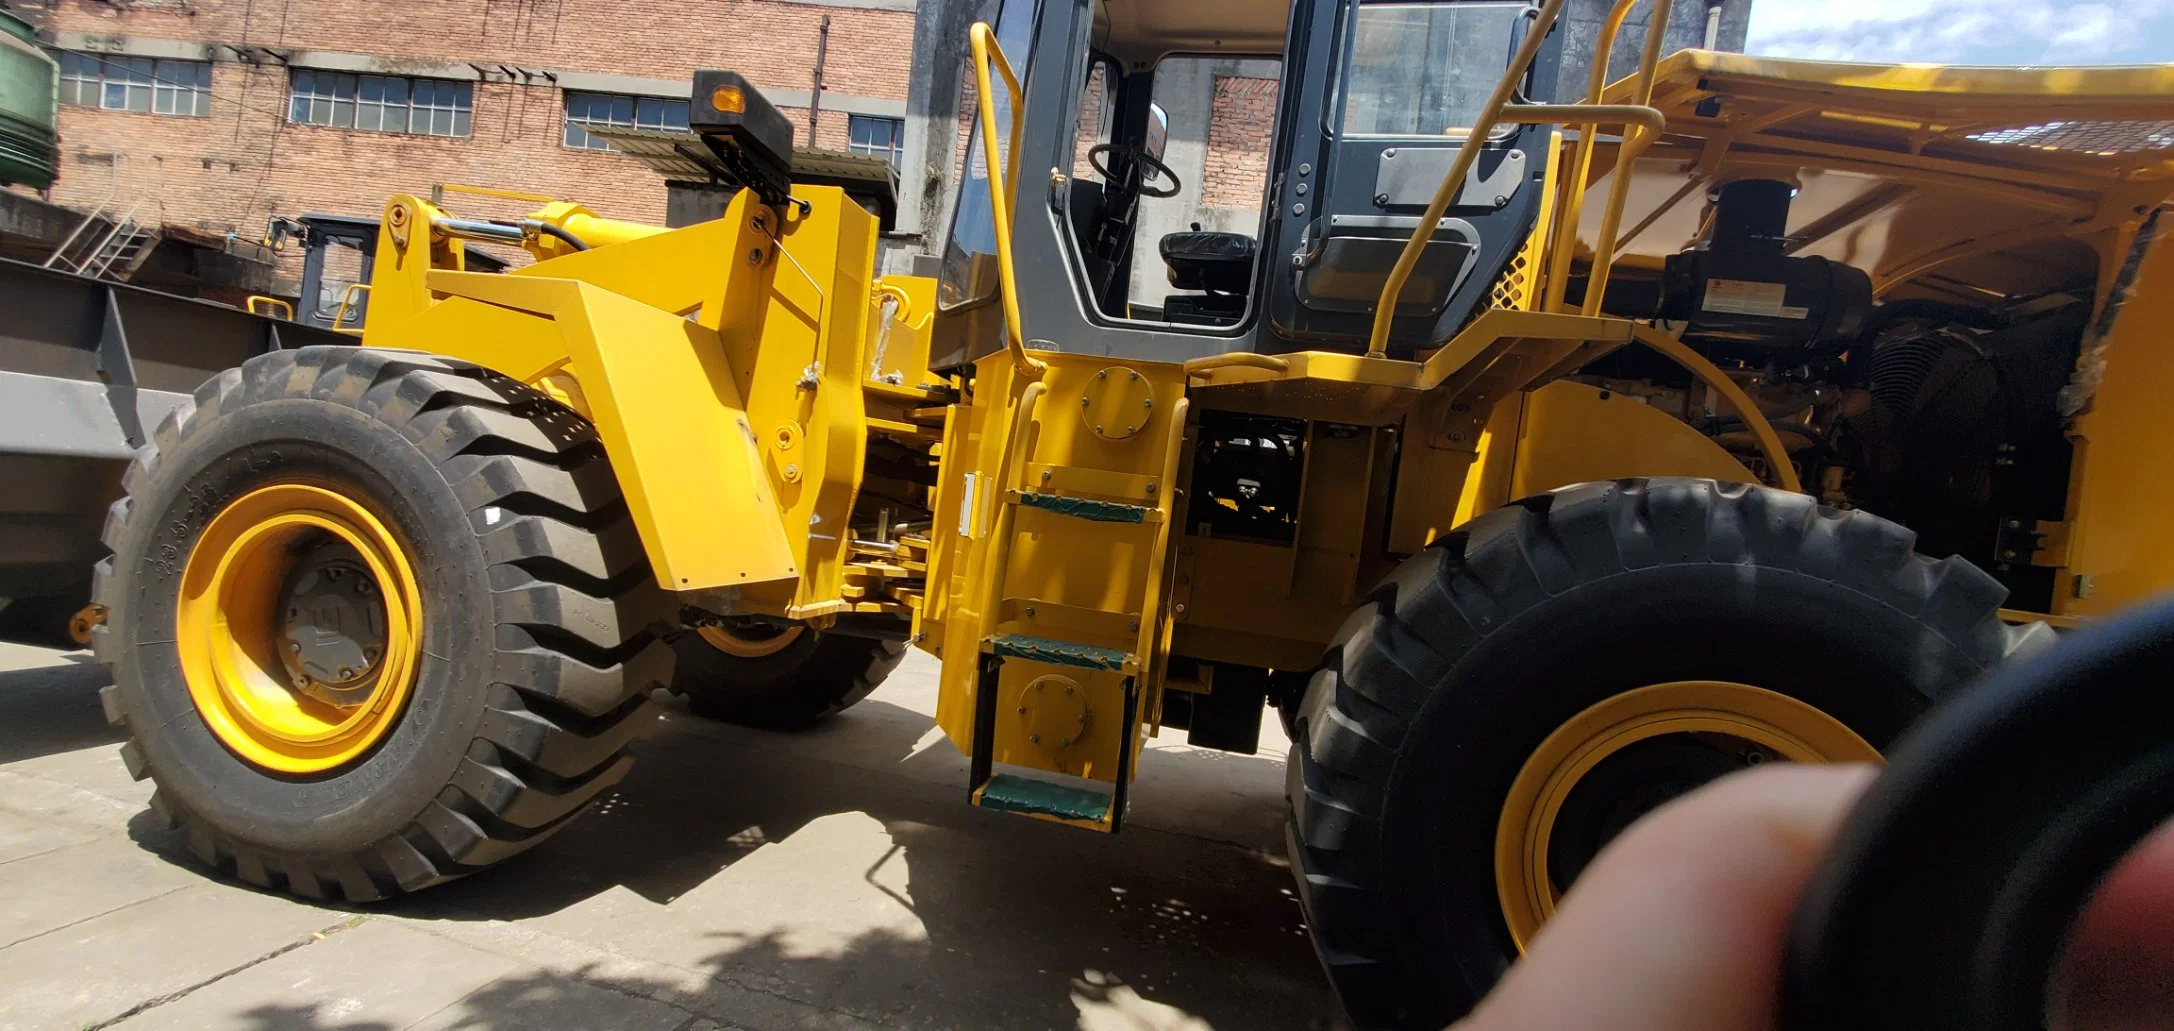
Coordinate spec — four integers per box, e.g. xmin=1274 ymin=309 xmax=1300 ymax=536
xmin=1702 ymin=278 xmax=1804 ymax=319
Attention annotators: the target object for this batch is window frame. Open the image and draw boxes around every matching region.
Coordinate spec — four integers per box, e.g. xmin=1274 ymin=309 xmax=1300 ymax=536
xmin=562 ymin=90 xmax=691 ymax=151
xmin=56 ymin=52 xmax=213 ymax=118
xmin=846 ymin=113 xmax=906 ymax=169
xmin=290 ymin=70 xmax=473 ymax=138
xmin=1332 ymin=0 xmax=1528 ymax=142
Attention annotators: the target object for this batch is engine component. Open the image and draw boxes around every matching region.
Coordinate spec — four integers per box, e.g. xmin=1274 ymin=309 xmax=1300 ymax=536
xmin=1186 ymin=412 xmax=1307 ymax=543
xmin=1838 ymin=304 xmax=2085 ymax=610
xmin=1659 ymin=179 xmax=1873 ymax=362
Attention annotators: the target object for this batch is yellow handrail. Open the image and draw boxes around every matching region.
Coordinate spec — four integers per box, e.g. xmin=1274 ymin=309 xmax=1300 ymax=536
xmin=1572 ymin=0 xmax=1675 ymax=315
xmin=1541 ymin=0 xmax=1676 ymax=314
xmin=245 ymin=295 xmax=294 ymax=321
xmin=332 ymin=282 xmax=372 ymax=335
xmin=1367 ymin=0 xmax=1569 ymax=358
xmin=1366 ymin=0 xmax=1675 ymax=355
xmin=967 ymin=21 xmax=1045 ymax=380
xmin=1182 ymin=352 xmax=1290 ymax=376
xmin=1132 ymin=397 xmax=1190 ymax=672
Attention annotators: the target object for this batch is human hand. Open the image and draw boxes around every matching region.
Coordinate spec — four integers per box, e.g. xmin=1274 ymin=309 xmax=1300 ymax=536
xmin=1455 ymin=763 xmax=2174 ymax=1031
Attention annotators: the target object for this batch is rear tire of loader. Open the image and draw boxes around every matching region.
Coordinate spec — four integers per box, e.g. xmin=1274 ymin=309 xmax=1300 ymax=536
xmin=669 ymin=625 xmax=905 ymax=729
xmin=1285 ymin=478 xmax=2053 ymax=1029
xmin=93 ymin=346 xmax=671 ymax=901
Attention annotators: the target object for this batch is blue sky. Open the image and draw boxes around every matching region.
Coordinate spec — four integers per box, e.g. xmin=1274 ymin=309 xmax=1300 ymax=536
xmin=1745 ymin=0 xmax=2174 ymax=64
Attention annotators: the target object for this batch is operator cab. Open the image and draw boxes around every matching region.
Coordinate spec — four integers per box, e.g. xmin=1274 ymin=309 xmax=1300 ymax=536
xmin=931 ymin=0 xmax=1555 ymax=369
xmin=290 ymin=213 xmax=509 ymax=331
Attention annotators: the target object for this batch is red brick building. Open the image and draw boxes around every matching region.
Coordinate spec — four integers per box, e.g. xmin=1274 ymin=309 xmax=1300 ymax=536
xmin=11 ymin=0 xmax=915 ymax=269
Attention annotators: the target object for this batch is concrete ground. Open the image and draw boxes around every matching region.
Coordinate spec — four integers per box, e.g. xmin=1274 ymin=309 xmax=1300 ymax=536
xmin=0 ymin=640 xmax=1342 ymax=1031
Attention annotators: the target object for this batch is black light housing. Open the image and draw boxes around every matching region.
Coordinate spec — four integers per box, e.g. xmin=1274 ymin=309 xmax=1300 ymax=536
xmin=690 ymin=70 xmax=794 ymax=205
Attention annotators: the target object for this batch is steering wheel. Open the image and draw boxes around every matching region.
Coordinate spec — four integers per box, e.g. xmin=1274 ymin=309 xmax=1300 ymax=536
xmin=1087 ymin=143 xmax=1181 ymax=199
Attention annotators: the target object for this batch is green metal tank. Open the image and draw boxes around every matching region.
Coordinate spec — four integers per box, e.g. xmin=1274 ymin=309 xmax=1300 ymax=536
xmin=0 ymin=10 xmax=58 ymax=190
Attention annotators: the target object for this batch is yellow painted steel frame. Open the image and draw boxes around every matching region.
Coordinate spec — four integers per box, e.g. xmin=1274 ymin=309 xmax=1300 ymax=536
xmin=360 ymin=186 xmax=881 ymax=612
xmin=2059 ymin=228 xmax=2174 ymax=618
xmin=921 ymin=349 xmax=1188 ymax=778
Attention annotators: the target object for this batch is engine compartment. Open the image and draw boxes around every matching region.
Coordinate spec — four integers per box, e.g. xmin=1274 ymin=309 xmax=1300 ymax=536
xmin=1577 ymin=178 xmax=2094 ymax=612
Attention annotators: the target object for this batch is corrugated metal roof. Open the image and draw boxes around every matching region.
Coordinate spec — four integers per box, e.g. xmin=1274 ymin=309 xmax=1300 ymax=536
xmin=581 ymin=125 xmax=897 ymax=186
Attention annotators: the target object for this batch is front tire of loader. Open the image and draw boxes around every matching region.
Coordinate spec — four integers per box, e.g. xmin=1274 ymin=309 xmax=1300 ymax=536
xmin=1285 ymin=478 xmax=2052 ymax=1029
xmin=93 ymin=346 xmax=671 ymax=901
xmin=669 ymin=624 xmax=905 ymax=729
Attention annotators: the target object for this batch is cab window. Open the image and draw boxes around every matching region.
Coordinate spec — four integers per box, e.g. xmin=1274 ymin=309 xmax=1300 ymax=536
xmin=1340 ymin=1 xmax=1526 ymax=136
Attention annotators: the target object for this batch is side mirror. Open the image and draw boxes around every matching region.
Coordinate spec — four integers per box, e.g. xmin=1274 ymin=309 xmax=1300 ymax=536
xmin=1144 ymin=102 xmax=1169 ymax=162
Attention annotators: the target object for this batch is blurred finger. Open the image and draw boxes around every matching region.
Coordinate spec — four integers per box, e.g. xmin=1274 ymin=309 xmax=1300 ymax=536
xmin=2057 ymin=818 xmax=2174 ymax=1031
xmin=1459 ymin=763 xmax=1876 ymax=1031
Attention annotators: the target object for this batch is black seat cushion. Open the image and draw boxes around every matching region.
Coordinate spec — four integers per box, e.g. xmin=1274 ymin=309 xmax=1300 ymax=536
xmin=1161 ymin=231 xmax=1257 ymax=295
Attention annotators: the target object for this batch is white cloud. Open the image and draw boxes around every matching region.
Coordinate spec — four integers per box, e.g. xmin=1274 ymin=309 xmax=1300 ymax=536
xmin=1745 ymin=0 xmax=2174 ymax=65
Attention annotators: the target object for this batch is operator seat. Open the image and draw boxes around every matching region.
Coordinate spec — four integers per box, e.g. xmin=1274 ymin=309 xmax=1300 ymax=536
xmin=1160 ymin=229 xmax=1257 ymax=326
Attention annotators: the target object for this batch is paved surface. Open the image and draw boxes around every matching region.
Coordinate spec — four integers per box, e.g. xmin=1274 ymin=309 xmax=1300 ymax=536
xmin=0 ymin=641 xmax=1342 ymax=1030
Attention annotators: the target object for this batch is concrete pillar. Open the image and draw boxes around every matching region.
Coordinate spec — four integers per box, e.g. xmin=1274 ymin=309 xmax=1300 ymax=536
xmin=895 ymin=0 xmax=1000 ymax=274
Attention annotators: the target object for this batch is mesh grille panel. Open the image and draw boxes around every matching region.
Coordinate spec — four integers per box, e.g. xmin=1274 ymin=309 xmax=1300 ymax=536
xmin=1965 ymin=120 xmax=2174 ymax=155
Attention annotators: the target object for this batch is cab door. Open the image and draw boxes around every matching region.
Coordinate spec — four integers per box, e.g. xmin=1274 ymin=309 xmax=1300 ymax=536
xmin=1265 ymin=0 xmax=1557 ymax=354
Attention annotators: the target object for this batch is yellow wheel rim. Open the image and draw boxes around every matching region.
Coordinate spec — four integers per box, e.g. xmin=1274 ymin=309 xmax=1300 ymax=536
xmin=697 ymin=623 xmax=805 ymax=658
xmin=1494 ymin=681 xmax=1878 ymax=950
xmin=176 ymin=483 xmax=424 ymax=775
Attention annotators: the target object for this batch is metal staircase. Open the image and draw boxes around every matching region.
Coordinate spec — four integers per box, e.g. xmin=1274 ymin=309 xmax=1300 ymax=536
xmin=42 ymin=156 xmax=159 ymax=282
xmin=962 ymin=380 xmax=1191 ymax=832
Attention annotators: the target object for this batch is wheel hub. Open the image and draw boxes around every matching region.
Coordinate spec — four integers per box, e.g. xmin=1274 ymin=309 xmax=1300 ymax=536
xmin=1493 ymin=681 xmax=1879 ymax=951
xmin=176 ymin=482 xmax=424 ymax=775
xmin=279 ymin=548 xmax=388 ymax=707
xmin=697 ymin=622 xmax=805 ymax=658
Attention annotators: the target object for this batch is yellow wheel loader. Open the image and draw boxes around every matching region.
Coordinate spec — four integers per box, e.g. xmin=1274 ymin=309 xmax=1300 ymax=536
xmin=89 ymin=2 xmax=2174 ymax=1025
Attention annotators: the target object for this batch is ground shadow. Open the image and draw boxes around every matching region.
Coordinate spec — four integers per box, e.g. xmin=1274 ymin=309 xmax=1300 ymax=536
xmin=0 ymin=647 xmax=120 ymax=764
xmin=121 ymin=690 xmax=1340 ymax=1029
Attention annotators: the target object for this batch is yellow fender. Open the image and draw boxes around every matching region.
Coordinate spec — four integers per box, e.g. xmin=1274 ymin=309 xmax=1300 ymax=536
xmin=422 ymin=270 xmax=796 ymax=590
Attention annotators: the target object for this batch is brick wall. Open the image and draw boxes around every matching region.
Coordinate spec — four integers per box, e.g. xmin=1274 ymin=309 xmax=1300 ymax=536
xmin=20 ymin=0 xmax=912 ymax=275
xmin=1201 ymin=75 xmax=1275 ymax=211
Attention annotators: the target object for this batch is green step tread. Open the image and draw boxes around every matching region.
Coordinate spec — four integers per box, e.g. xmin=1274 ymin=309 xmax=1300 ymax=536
xmin=1012 ymin=491 xmax=1152 ymax=523
xmin=986 ymin=634 xmax=1132 ymax=671
xmin=976 ymin=773 xmax=1111 ymax=823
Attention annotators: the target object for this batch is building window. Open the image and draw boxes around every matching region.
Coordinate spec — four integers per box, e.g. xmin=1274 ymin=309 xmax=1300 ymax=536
xmin=290 ymin=70 xmax=472 ymax=137
xmin=563 ymin=91 xmax=690 ymax=150
xmin=56 ymin=52 xmax=213 ymax=117
xmin=848 ymin=114 xmax=904 ymax=168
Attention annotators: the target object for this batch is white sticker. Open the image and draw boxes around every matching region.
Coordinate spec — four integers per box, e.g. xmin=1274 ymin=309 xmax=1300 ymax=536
xmin=482 ymin=506 xmax=503 ymax=526
xmin=1702 ymin=278 xmax=1791 ymax=318
xmin=957 ymin=473 xmax=977 ymax=538
xmin=1777 ymin=305 xmax=1810 ymax=320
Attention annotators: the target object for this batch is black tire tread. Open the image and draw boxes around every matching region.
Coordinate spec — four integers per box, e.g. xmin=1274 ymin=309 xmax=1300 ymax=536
xmin=1286 ymin=478 xmax=2047 ymax=1028
xmin=96 ymin=345 xmax=670 ymax=902
xmin=670 ymin=629 xmax=906 ymax=730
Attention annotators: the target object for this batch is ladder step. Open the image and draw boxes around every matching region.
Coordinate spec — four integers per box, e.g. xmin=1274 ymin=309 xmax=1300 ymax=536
xmin=985 ymin=633 xmax=1134 ymax=672
xmin=973 ymin=773 xmax=1113 ymax=828
xmin=1008 ymin=490 xmax=1157 ymax=524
